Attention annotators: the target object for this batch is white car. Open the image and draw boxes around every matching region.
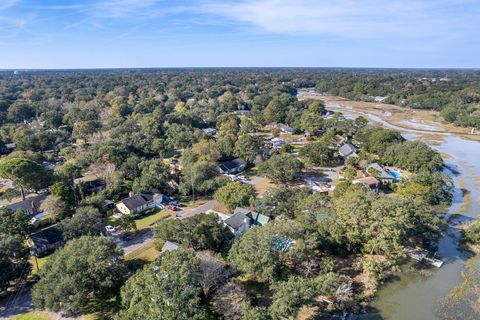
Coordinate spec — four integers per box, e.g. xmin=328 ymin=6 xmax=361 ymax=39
xmin=105 ymin=225 xmax=116 ymax=233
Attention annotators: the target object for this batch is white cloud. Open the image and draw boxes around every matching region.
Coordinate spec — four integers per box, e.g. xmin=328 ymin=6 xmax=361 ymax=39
xmin=200 ymin=0 xmax=478 ymax=39
xmin=92 ymin=0 xmax=161 ymax=18
xmin=0 ymin=0 xmax=20 ymax=11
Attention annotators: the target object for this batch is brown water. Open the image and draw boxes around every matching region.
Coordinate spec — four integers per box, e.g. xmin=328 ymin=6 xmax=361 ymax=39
xmin=326 ymin=104 xmax=480 ymax=320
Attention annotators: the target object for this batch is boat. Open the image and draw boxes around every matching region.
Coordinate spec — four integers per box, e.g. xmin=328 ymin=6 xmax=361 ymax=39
xmin=404 ymin=246 xmax=443 ymax=267
xmin=424 ymin=257 xmax=444 ymax=268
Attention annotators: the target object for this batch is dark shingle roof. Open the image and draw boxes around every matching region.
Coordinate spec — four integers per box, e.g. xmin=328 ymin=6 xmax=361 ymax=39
xmin=30 ymin=226 xmax=63 ymax=247
xmin=218 ymin=158 xmax=247 ymax=172
xmin=121 ymin=194 xmax=150 ymax=210
xmin=6 ymin=194 xmax=47 ymax=214
xmin=224 ymin=207 xmax=270 ymax=230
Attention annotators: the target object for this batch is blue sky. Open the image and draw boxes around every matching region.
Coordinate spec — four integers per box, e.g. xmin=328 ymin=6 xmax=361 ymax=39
xmin=0 ymin=0 xmax=479 ymax=68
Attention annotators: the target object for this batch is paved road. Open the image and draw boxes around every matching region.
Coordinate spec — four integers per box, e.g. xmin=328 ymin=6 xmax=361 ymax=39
xmin=0 ymin=291 xmax=85 ymax=320
xmin=121 ymin=230 xmax=154 ymax=255
xmin=121 ymin=200 xmax=219 ymax=255
xmin=178 ymin=200 xmax=219 ymax=219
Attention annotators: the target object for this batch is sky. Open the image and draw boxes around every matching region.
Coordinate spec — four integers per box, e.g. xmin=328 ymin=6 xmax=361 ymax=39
xmin=0 ymin=0 xmax=479 ymax=69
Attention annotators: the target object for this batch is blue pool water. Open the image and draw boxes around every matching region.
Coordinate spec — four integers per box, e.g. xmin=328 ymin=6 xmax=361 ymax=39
xmin=388 ymin=170 xmax=401 ymax=180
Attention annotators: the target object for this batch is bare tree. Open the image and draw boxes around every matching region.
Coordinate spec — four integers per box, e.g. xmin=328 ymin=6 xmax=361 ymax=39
xmin=197 ymin=251 xmax=230 ymax=298
xmin=212 ymin=280 xmax=249 ymax=320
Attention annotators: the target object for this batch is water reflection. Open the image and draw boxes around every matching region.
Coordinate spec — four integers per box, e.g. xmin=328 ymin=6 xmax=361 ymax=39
xmin=326 ymin=104 xmax=480 ymax=320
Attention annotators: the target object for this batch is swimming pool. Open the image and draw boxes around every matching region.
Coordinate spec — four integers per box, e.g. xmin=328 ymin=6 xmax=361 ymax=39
xmin=388 ymin=169 xmax=401 ymax=180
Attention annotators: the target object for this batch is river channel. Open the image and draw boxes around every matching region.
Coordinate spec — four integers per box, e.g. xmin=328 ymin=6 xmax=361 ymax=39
xmin=325 ymin=103 xmax=480 ymax=320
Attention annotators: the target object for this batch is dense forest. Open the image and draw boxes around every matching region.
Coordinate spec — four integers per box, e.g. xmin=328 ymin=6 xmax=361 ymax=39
xmin=0 ymin=69 xmax=458 ymax=319
xmin=1 ymin=68 xmax=479 ymax=134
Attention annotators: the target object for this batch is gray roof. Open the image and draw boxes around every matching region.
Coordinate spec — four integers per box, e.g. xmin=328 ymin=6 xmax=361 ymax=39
xmin=161 ymin=241 xmax=180 ymax=253
xmin=278 ymin=123 xmax=294 ymax=132
xmin=6 ymin=194 xmax=47 ymax=214
xmin=367 ymin=163 xmax=394 ymax=180
xmin=224 ymin=207 xmax=270 ymax=230
xmin=338 ymin=143 xmax=357 ymax=157
xmin=120 ymin=194 xmax=150 ymax=210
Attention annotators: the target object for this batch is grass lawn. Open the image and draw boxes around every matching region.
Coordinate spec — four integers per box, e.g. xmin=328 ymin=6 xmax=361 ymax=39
xmin=11 ymin=311 xmax=52 ymax=320
xmin=184 ymin=197 xmax=210 ymax=209
xmin=251 ymin=176 xmax=275 ymax=196
xmin=29 ymin=255 xmax=50 ymax=275
xmin=134 ymin=210 xmax=172 ymax=229
xmin=124 ymin=242 xmax=160 ymax=262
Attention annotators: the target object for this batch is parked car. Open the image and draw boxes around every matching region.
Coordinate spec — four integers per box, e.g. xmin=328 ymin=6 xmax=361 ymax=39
xmin=105 ymin=225 xmax=116 ymax=233
xmin=167 ymin=205 xmax=180 ymax=211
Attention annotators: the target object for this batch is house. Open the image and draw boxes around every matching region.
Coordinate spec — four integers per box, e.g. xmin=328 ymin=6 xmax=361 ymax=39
xmin=271 ymin=137 xmax=287 ymax=151
xmin=232 ymin=110 xmax=251 ymax=116
xmin=353 ymin=176 xmax=380 ymax=193
xmin=202 ymin=128 xmax=217 ymax=136
xmin=278 ymin=123 xmax=294 ymax=134
xmin=28 ymin=226 xmax=63 ymax=256
xmin=217 ymin=158 xmax=248 ymax=175
xmin=115 ymin=191 xmax=163 ymax=215
xmin=161 ymin=241 xmax=180 ymax=253
xmin=6 ymin=193 xmax=48 ymax=216
xmin=222 ymin=207 xmax=270 ymax=238
xmin=338 ymin=143 xmax=357 ymax=158
xmin=334 ymin=135 xmax=348 ymax=147
xmin=366 ymin=163 xmax=395 ymax=183
xmin=74 ymin=178 xmax=106 ymax=196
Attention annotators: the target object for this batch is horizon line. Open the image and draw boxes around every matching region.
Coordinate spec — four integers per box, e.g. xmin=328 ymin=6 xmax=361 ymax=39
xmin=1 ymin=66 xmax=479 ymax=71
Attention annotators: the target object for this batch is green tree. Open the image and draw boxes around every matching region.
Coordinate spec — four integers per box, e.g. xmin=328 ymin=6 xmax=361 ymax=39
xmin=51 ymin=181 xmax=76 ymax=209
xmin=32 ymin=236 xmax=126 ymax=314
xmin=116 ymin=249 xmax=209 ymax=320
xmin=300 ymin=112 xmax=324 ymax=135
xmin=154 ymin=213 xmax=229 ymax=251
xmin=217 ymin=118 xmax=240 ymax=158
xmin=132 ymin=159 xmax=170 ymax=193
xmin=179 ymin=161 xmax=227 ymax=198
xmin=60 ymin=206 xmax=105 ymax=241
xmin=234 ymin=134 xmax=260 ymax=163
xmin=214 ymin=181 xmax=256 ymax=211
xmin=269 ymin=274 xmax=338 ymax=319
xmin=0 ymin=158 xmax=52 ymax=200
xmin=191 ymin=139 xmax=221 ymax=162
xmin=0 ymin=235 xmax=31 ymax=291
xmin=260 ymin=186 xmax=310 ymax=219
xmin=116 ymin=214 xmax=137 ymax=233
xmin=229 ymin=220 xmax=317 ymax=282
xmin=300 ymin=141 xmax=334 ymax=166
xmin=343 ymin=166 xmax=357 ymax=180
xmin=0 ymin=207 xmax=31 ymax=238
xmin=464 ymin=216 xmax=480 ymax=244
xmin=259 ymin=154 xmax=304 ymax=183
xmin=383 ymin=141 xmax=443 ymax=173
xmin=7 ymin=102 xmax=36 ymax=122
